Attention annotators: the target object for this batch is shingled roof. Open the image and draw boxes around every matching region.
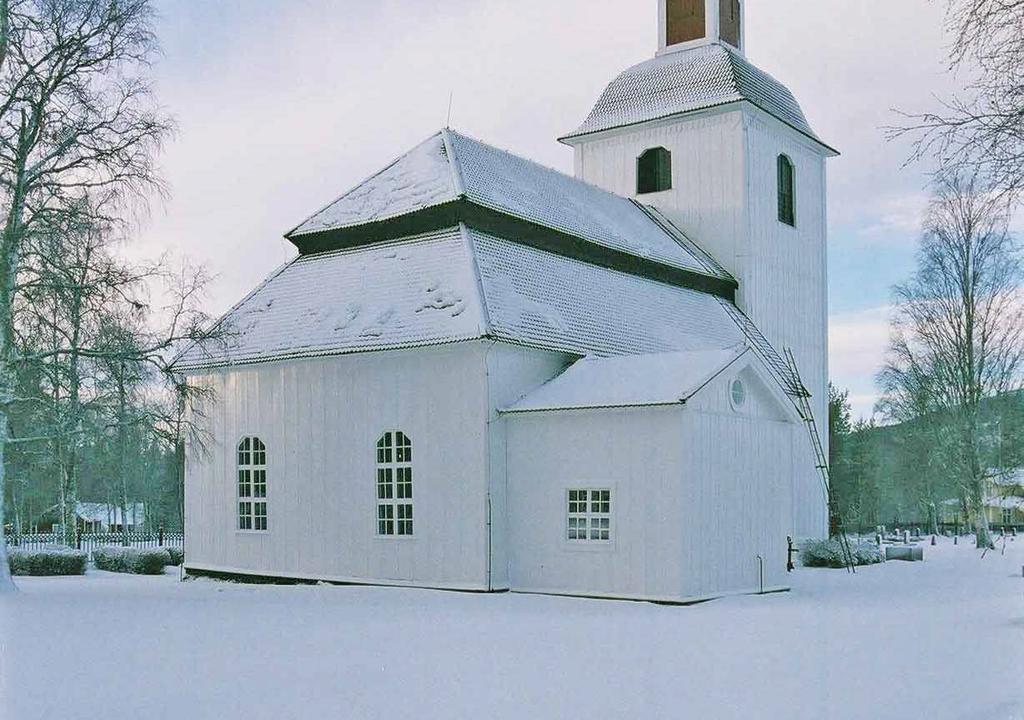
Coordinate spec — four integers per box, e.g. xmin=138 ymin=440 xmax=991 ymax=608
xmin=174 ymin=225 xmax=803 ymax=400
xmin=285 ymin=130 xmax=733 ymax=294
xmin=175 ymin=125 xmax=808 ymax=401
xmin=560 ymin=43 xmax=836 ymax=153
xmin=179 ymin=225 xmax=744 ymax=363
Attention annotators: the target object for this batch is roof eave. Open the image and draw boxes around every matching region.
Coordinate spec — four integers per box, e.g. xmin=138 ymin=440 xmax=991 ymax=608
xmin=500 ymin=399 xmax=686 ymax=415
xmin=282 ymin=198 xmax=738 ymax=301
xmin=559 ymin=100 xmax=840 ymax=157
xmin=173 ymin=335 xmax=490 ymax=374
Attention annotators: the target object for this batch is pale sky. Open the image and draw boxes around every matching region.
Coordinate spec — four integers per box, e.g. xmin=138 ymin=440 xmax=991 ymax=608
xmin=140 ymin=0 xmax=966 ymax=420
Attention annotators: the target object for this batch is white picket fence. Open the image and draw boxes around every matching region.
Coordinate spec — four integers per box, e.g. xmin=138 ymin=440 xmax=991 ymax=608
xmin=5 ymin=530 xmax=183 ymax=560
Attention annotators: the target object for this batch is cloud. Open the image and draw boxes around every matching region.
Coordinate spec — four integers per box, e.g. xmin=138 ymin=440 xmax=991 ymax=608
xmin=131 ymin=0 xmax=961 ymax=320
xmin=121 ymin=0 xmax=975 ymax=411
xmin=830 ymin=305 xmax=892 ymax=420
xmin=855 ymin=193 xmax=929 ymax=240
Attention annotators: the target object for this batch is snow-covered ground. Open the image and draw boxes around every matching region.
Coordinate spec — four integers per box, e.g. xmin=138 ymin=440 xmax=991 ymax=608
xmin=2 ymin=537 xmax=1021 ymax=720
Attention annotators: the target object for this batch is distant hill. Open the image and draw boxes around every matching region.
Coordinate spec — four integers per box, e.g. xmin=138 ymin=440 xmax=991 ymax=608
xmin=831 ymin=390 xmax=1024 ymax=530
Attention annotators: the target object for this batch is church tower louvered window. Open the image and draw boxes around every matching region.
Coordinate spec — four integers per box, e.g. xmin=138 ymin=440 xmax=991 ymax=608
xmin=637 ymin=147 xmax=673 ymax=195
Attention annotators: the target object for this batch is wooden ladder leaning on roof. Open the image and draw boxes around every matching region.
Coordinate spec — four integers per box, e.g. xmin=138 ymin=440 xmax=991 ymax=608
xmin=782 ymin=348 xmax=857 ymax=574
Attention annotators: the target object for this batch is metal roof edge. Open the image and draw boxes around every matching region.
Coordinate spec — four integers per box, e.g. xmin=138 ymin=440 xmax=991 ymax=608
xmin=169 ymin=256 xmax=300 ymax=372
xmin=499 ymin=400 xmax=686 ymax=416
xmin=173 ymin=335 xmax=488 ymax=374
xmin=458 ymin=222 xmax=492 ymax=337
xmin=560 ymin=98 xmax=838 ymax=156
xmin=440 ymin=128 xmax=468 ymax=196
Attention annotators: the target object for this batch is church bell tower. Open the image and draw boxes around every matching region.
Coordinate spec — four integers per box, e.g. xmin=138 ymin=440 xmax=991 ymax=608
xmin=659 ymin=0 xmax=744 ymax=55
xmin=560 ymin=0 xmax=837 ymax=538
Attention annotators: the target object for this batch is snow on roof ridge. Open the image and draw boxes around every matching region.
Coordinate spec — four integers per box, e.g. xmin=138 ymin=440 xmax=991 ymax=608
xmin=458 ymin=222 xmax=493 ymax=337
xmin=443 ymin=127 xmax=654 ymax=206
xmin=285 ymin=128 xmax=732 ymax=281
xmin=440 ymin=128 xmax=467 ymax=196
xmin=287 ymin=131 xmax=458 ymax=238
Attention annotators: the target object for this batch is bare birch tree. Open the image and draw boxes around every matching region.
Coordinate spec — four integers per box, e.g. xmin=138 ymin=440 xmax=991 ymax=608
xmin=893 ymin=0 xmax=1024 ymax=198
xmin=0 ymin=0 xmax=171 ymax=591
xmin=12 ymin=205 xmax=150 ymax=544
xmin=878 ymin=173 xmax=1024 ymax=548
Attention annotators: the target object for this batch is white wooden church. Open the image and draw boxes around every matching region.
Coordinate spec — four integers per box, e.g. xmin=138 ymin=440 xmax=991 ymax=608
xmin=175 ymin=0 xmax=836 ymax=603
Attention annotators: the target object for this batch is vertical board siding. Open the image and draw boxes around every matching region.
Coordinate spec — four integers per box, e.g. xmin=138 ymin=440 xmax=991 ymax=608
xmin=575 ymin=109 xmax=747 ymax=272
xmin=184 ymin=343 xmax=493 ymax=589
xmin=574 ymin=105 xmax=829 ymax=539
xmin=506 ymin=407 xmax=687 ymax=600
xmin=742 ymin=110 xmax=829 ymax=537
xmin=505 ymin=365 xmax=799 ymax=602
xmin=505 ymin=405 xmax=688 ymax=602
xmin=484 ymin=343 xmax=574 ymax=589
xmin=683 ymin=366 xmax=797 ymax=596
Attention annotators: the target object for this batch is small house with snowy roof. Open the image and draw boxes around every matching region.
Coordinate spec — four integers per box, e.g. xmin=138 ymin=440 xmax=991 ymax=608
xmin=175 ymin=0 xmax=836 ymax=602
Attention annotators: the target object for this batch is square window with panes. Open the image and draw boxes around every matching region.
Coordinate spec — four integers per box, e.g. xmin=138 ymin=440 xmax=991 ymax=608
xmin=567 ymin=489 xmax=612 ymax=542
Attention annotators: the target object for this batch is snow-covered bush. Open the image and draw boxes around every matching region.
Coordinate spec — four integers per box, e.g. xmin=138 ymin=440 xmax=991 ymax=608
xmin=93 ymin=546 xmax=171 ymax=575
xmin=802 ymin=539 xmax=884 ymax=568
xmin=7 ymin=547 xmax=87 ymax=576
xmin=164 ymin=547 xmax=184 ymax=566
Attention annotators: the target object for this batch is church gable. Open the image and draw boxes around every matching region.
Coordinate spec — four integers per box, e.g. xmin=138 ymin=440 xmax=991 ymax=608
xmin=686 ymin=358 xmax=800 ymax=423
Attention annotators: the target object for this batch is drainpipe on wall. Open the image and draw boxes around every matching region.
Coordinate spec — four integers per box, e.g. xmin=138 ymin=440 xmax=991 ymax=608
xmin=482 ymin=339 xmax=498 ymax=593
xmin=485 ymin=493 xmax=492 ymax=591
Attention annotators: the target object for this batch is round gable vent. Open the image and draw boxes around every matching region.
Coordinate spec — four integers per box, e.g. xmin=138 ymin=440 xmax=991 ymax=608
xmin=730 ymin=378 xmax=747 ymax=410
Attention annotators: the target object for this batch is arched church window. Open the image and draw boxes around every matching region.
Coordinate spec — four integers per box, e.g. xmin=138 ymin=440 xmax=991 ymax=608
xmin=376 ymin=431 xmax=413 ymax=536
xmin=637 ymin=147 xmax=672 ymax=195
xmin=237 ymin=436 xmax=268 ymax=531
xmin=778 ymin=154 xmax=795 ymax=226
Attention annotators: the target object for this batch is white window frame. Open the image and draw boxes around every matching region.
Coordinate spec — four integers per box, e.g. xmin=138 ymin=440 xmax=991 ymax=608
xmin=237 ymin=436 xmax=268 ymax=533
xmin=566 ymin=488 xmax=613 ymax=544
xmin=1002 ymin=507 xmax=1014 ymax=526
xmin=376 ymin=431 xmax=414 ymax=538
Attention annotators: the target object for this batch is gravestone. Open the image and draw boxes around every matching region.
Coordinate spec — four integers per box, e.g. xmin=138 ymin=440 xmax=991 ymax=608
xmin=886 ymin=545 xmax=924 ymax=562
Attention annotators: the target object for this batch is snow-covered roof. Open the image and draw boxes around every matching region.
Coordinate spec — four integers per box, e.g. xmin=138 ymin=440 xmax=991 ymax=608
xmin=174 ymin=228 xmax=793 ymax=385
xmin=473 ymin=230 xmax=744 ymax=357
xmin=561 ymin=43 xmax=835 ymax=153
xmin=991 ymin=470 xmax=1024 ymax=487
xmin=502 ymin=348 xmax=748 ymax=413
xmin=289 ymin=133 xmax=456 ymax=233
xmin=942 ymin=494 xmax=1023 ymax=509
xmin=76 ymin=502 xmax=145 ymax=526
xmin=286 ymin=130 xmax=732 ymax=283
xmin=174 ymin=229 xmax=487 ymax=369
xmin=987 ymin=495 xmax=1024 ymax=510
